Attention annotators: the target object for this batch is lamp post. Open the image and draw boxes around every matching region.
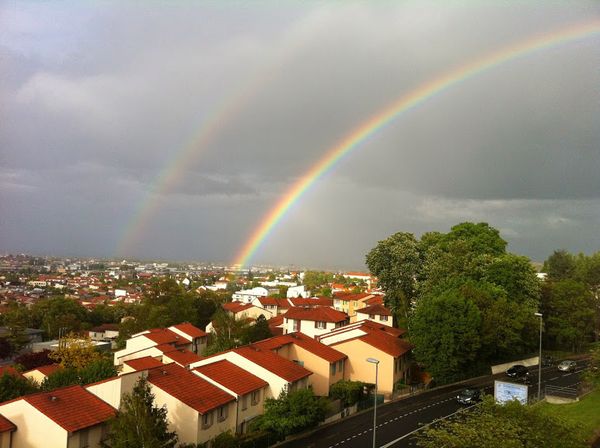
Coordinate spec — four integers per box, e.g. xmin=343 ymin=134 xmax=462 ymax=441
xmin=535 ymin=312 xmax=543 ymax=401
xmin=367 ymin=357 xmax=380 ymax=448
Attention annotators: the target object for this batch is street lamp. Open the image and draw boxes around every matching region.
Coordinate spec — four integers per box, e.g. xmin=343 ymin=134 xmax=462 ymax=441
xmin=367 ymin=357 xmax=380 ymax=448
xmin=535 ymin=312 xmax=543 ymax=401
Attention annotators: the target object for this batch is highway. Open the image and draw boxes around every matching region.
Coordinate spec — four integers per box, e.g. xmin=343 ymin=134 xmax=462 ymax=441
xmin=279 ymin=361 xmax=589 ymax=448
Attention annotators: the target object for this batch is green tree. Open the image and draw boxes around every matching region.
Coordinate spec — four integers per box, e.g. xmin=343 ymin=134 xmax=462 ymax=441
xmin=366 ymin=232 xmax=420 ymax=325
xmin=102 ymin=378 xmax=177 ymax=448
xmin=252 ymin=388 xmax=329 ymax=439
xmin=0 ymin=372 xmax=38 ymax=401
xmin=41 ymin=358 xmax=116 ymax=391
xmin=416 ymin=396 xmax=585 ymax=448
xmin=543 ymin=250 xmax=576 ymax=281
xmin=409 ymin=289 xmax=481 ymax=383
xmin=241 ymin=314 xmax=272 ymax=344
xmin=483 ymin=253 xmax=540 ymax=304
xmin=541 ymin=280 xmax=595 ymax=351
xmin=30 ymin=296 xmax=88 ymax=338
xmin=329 ymin=380 xmax=365 ymax=406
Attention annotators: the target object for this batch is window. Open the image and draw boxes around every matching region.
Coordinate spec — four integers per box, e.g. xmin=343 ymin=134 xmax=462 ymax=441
xmin=293 ymin=320 xmax=300 ymax=331
xmin=381 ymin=315 xmax=388 ymax=321
xmin=369 ymin=314 xmax=375 ymax=319
xmin=217 ymin=405 xmax=228 ymax=422
xmin=251 ymin=390 xmax=261 ymax=405
xmin=330 ymin=362 xmax=337 ymax=376
xmin=315 ymin=321 xmax=326 ymax=329
xmin=293 ymin=359 xmax=304 ymax=367
xmin=338 ymin=360 xmax=344 ymax=372
xmin=202 ymin=411 xmax=213 ymax=428
xmin=241 ymin=394 xmax=248 ymax=410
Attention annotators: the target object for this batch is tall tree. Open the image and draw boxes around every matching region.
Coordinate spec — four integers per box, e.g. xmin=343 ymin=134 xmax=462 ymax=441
xmin=102 ymin=378 xmax=177 ymax=448
xmin=366 ymin=232 xmax=420 ymax=324
xmin=49 ymin=333 xmax=102 ymax=370
xmin=0 ymin=373 xmax=38 ymax=402
xmin=543 ymin=249 xmax=576 ymax=281
xmin=541 ymin=280 xmax=595 ymax=351
xmin=409 ymin=289 xmax=481 ymax=383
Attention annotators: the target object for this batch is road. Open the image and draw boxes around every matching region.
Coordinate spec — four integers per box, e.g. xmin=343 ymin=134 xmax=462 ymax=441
xmin=280 ymin=361 xmax=589 ymax=448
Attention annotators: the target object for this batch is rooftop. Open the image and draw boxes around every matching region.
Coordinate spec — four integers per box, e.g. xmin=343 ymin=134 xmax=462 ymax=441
xmin=169 ymin=322 xmax=207 ymax=339
xmin=234 ymin=346 xmax=312 ymax=383
xmin=123 ymin=356 xmax=163 ymax=371
xmin=22 ymin=385 xmax=116 ymax=432
xmin=147 ymin=363 xmax=234 ymax=414
xmin=284 ymin=306 xmax=348 ymax=323
xmin=253 ymin=332 xmax=347 ymax=363
xmin=194 ymin=360 xmax=268 ymax=396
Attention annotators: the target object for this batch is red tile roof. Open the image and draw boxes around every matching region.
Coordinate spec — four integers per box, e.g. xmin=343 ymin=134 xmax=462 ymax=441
xmin=222 ymin=302 xmax=254 ymax=314
xmin=365 ymin=295 xmax=384 ymax=305
xmin=27 ymin=364 xmax=62 ymax=376
xmin=147 ymin=363 xmax=234 ymax=414
xmin=361 ymin=319 xmax=406 ymax=337
xmin=356 ymin=303 xmax=392 ymax=316
xmin=284 ymin=307 xmax=348 ymax=323
xmin=253 ymin=332 xmax=346 ymax=363
xmin=234 ymin=346 xmax=312 ymax=383
xmin=359 ymin=331 xmax=412 ymax=358
xmin=23 ymin=385 xmax=116 ymax=432
xmin=0 ymin=415 xmax=16 ymax=433
xmin=123 ymin=356 xmax=163 ymax=371
xmin=0 ymin=366 xmax=24 ymax=379
xmin=170 ymin=322 xmax=207 ymax=339
xmin=257 ymin=296 xmax=286 ymax=306
xmin=160 ymin=347 xmax=202 ymax=367
xmin=333 ymin=293 xmax=375 ymax=302
xmin=90 ymin=323 xmax=119 ymax=332
xmin=194 ymin=360 xmax=268 ymax=396
xmin=143 ymin=328 xmax=190 ymax=345
xmin=325 ymin=321 xmax=411 ymax=358
xmin=288 ymin=297 xmax=334 ymax=307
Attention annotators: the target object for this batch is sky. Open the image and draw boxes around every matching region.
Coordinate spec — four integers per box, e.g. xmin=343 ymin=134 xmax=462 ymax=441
xmin=1 ymin=1 xmax=599 ymax=269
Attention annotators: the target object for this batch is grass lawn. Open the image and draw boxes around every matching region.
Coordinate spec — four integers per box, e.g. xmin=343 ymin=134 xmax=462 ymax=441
xmin=538 ymin=388 xmax=600 ymax=441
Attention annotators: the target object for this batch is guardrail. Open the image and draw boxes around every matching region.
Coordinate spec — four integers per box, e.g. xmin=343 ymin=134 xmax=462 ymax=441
xmin=545 ymin=384 xmax=578 ymax=399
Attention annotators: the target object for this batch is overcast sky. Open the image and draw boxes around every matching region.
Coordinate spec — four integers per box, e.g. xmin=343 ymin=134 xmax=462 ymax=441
xmin=1 ymin=1 xmax=599 ymax=269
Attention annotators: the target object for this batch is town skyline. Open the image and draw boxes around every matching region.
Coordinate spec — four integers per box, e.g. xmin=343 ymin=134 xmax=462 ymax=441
xmin=2 ymin=2 xmax=599 ymax=269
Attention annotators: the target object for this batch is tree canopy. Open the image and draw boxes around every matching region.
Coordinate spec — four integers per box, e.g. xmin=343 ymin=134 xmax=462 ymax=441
xmin=415 ymin=396 xmax=586 ymax=448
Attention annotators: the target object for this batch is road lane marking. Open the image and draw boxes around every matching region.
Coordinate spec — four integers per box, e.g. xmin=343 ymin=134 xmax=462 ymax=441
xmin=380 ymin=404 xmax=477 ymax=448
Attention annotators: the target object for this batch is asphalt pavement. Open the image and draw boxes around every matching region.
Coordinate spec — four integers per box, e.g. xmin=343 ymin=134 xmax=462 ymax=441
xmin=279 ymin=361 xmax=589 ymax=448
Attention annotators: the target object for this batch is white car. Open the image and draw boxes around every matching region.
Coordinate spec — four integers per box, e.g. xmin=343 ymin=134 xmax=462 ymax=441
xmin=557 ymin=360 xmax=577 ymax=372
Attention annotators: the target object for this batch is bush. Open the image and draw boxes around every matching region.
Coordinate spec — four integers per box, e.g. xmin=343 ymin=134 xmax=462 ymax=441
xmin=330 ymin=380 xmax=366 ymax=406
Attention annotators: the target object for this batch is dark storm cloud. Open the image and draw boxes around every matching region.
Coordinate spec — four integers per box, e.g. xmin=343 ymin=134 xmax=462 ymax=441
xmin=1 ymin=1 xmax=599 ymax=266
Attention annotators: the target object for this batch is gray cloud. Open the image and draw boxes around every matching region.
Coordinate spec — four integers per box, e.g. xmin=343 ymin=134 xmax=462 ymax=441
xmin=1 ymin=1 xmax=599 ymax=267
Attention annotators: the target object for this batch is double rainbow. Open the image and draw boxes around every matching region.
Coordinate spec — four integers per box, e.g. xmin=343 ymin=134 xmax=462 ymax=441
xmin=233 ymin=20 xmax=600 ymax=268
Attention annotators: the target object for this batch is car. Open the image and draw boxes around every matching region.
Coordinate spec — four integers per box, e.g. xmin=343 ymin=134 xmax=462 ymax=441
xmin=558 ymin=360 xmax=577 ymax=372
xmin=506 ymin=364 xmax=530 ymax=380
xmin=456 ymin=388 xmax=482 ymax=405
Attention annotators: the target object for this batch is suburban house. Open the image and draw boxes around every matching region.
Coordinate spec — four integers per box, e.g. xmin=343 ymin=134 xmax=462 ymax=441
xmin=332 ymin=293 xmax=379 ymax=321
xmin=222 ymin=302 xmax=273 ymax=321
xmin=355 ymin=303 xmax=393 ymax=327
xmin=120 ymin=356 xmax=163 ymax=374
xmin=318 ymin=321 xmax=412 ymax=398
xmin=88 ymin=323 xmax=120 ymax=348
xmin=113 ymin=323 xmax=207 ymax=366
xmin=190 ymin=345 xmax=312 ymax=398
xmin=168 ymin=322 xmax=209 ymax=355
xmin=146 ymin=363 xmax=237 ymax=446
xmin=253 ymin=332 xmax=347 ymax=396
xmin=231 ymin=287 xmax=268 ymax=304
xmin=0 ymin=385 xmax=116 ymax=448
xmin=286 ymin=285 xmax=310 ymax=298
xmin=22 ymin=364 xmax=61 ymax=384
xmin=282 ymin=307 xmax=349 ymax=339
xmin=255 ymin=297 xmax=290 ymax=315
xmin=194 ymin=360 xmax=269 ymax=434
xmin=86 ymin=370 xmax=146 ymax=410
xmin=160 ymin=345 xmax=203 ymax=368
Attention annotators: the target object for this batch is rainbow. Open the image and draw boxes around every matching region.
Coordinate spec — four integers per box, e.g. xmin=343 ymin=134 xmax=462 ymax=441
xmin=234 ymin=20 xmax=600 ymax=268
xmin=116 ymin=34 xmax=306 ymax=258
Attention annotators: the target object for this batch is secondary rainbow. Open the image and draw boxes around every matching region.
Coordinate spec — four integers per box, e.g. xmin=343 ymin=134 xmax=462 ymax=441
xmin=234 ymin=20 xmax=600 ymax=268
xmin=116 ymin=33 xmax=306 ymax=257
